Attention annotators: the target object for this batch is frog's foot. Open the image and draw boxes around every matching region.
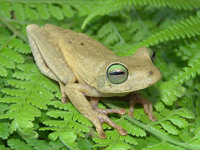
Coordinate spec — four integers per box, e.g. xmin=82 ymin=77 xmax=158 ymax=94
xmin=59 ymin=82 xmax=68 ymax=103
xmin=61 ymin=95 xmax=68 ymax=103
xmin=128 ymin=92 xmax=157 ymax=121
xmin=90 ymin=97 xmax=127 ymax=138
xmin=90 ymin=97 xmax=126 ymax=115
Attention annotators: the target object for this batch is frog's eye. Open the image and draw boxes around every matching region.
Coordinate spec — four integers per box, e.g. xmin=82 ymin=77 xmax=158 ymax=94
xmin=107 ymin=63 xmax=128 ymax=84
xmin=150 ymin=50 xmax=156 ymax=63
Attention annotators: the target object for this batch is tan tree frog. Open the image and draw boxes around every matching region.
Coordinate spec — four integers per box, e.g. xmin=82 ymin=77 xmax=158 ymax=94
xmin=26 ymin=24 xmax=162 ymax=138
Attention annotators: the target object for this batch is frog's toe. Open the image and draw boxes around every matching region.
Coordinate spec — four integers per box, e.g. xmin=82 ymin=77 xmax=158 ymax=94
xmin=61 ymin=96 xmax=68 ymax=103
xmin=149 ymin=114 xmax=157 ymax=121
xmin=89 ymin=97 xmax=127 ymax=137
xmin=99 ymin=131 xmax=107 ymax=139
xmin=97 ymin=108 xmax=126 ymax=115
xmin=143 ymin=100 xmax=157 ymax=121
xmin=128 ymin=92 xmax=157 ymax=121
xmin=90 ymin=97 xmax=126 ymax=115
xmin=98 ymin=113 xmax=127 ymax=136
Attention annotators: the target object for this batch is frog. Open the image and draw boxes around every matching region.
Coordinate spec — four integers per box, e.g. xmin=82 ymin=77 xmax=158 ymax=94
xmin=26 ymin=24 xmax=162 ymax=138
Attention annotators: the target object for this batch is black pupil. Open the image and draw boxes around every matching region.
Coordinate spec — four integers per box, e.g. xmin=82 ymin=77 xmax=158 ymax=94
xmin=110 ymin=71 xmax=124 ymax=75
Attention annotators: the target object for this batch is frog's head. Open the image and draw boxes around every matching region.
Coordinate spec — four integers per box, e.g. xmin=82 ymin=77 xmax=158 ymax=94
xmin=94 ymin=47 xmax=162 ymax=94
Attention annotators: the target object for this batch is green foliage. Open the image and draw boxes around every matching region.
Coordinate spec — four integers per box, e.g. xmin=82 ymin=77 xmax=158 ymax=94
xmin=0 ymin=0 xmax=200 ymax=149
xmin=143 ymin=141 xmax=185 ymax=150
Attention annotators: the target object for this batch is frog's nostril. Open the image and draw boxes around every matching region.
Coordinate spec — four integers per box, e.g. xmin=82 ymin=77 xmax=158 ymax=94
xmin=148 ymin=71 xmax=153 ymax=76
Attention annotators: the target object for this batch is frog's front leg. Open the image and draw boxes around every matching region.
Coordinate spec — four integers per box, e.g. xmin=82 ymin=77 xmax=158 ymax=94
xmin=64 ymin=83 xmax=127 ymax=138
xmin=128 ymin=92 xmax=157 ymax=121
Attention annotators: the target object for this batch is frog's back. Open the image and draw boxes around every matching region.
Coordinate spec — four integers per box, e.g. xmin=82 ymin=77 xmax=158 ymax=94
xmin=43 ymin=24 xmax=115 ymax=57
xmin=43 ymin=24 xmax=118 ymax=83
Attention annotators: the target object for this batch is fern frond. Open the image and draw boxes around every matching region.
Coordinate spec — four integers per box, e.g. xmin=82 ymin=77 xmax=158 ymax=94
xmin=126 ymin=114 xmax=200 ymax=150
xmin=0 ymin=104 xmax=9 ymax=115
xmin=175 ymin=40 xmax=200 ymax=61
xmin=0 ymin=55 xmax=15 ymax=69
xmin=49 ymin=4 xmax=64 ymax=20
xmin=115 ymin=118 xmax=146 ymax=137
xmin=152 ymin=102 xmax=194 ymax=136
xmin=4 ymin=2 xmax=76 ymax=21
xmin=1 ymin=48 xmax=24 ymax=64
xmin=97 ymin=22 xmax=113 ymax=39
xmin=0 ymin=2 xmax=11 ymax=18
xmin=0 ymin=123 xmax=9 ymax=140
xmin=82 ymin=0 xmax=200 ymax=29
xmin=173 ymin=52 xmax=200 ymax=84
xmin=62 ymin=5 xmax=74 ymax=18
xmin=1 ymin=1 xmax=200 ymax=149
xmin=158 ymin=50 xmax=200 ymax=105
xmin=93 ymin=131 xmax=133 ymax=149
xmin=168 ymin=115 xmax=188 ymax=128
xmin=73 ymin=110 xmax=93 ymax=126
xmin=130 ymin=15 xmax=200 ymax=52
xmin=0 ymin=63 xmax=59 ymax=136
xmin=25 ymin=138 xmax=64 ymax=150
xmin=49 ymin=100 xmax=77 ymax=112
xmin=44 ymin=108 xmax=91 ymax=132
xmin=120 ymin=135 xmax=138 ymax=145
xmin=159 ymin=81 xmax=185 ymax=105
xmin=45 ymin=130 xmax=83 ymax=149
xmin=143 ymin=141 xmax=185 ymax=150
xmin=0 ymin=65 xmax=7 ymax=77
xmin=59 ymin=132 xmax=79 ymax=150
xmin=16 ymin=63 xmax=39 ymax=73
xmin=24 ymin=4 xmax=39 ymax=20
xmin=97 ymin=21 xmax=125 ymax=45
xmin=36 ymin=4 xmax=50 ymax=20
xmin=160 ymin=121 xmax=179 ymax=135
xmin=8 ymin=38 xmax=31 ymax=54
xmin=7 ymin=139 xmax=34 ymax=150
xmin=0 ymin=144 xmax=10 ymax=150
xmin=12 ymin=3 xmax=26 ymax=21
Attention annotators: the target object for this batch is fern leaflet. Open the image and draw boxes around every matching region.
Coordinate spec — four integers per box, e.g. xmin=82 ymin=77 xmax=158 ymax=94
xmin=82 ymin=0 xmax=200 ymax=29
xmin=130 ymin=15 xmax=200 ymax=53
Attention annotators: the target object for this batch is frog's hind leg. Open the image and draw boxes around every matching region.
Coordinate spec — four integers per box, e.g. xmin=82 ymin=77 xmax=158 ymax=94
xmin=27 ymin=24 xmax=76 ymax=103
xmin=128 ymin=92 xmax=157 ymax=121
xmin=90 ymin=97 xmax=126 ymax=115
xmin=28 ymin=35 xmax=68 ymax=103
xmin=64 ymin=83 xmax=127 ymax=138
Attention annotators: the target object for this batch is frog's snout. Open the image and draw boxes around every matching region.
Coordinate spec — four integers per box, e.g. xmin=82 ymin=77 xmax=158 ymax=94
xmin=147 ymin=68 xmax=162 ymax=82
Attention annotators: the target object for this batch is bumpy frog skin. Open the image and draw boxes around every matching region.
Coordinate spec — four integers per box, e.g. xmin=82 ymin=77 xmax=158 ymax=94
xmin=26 ymin=24 xmax=162 ymax=138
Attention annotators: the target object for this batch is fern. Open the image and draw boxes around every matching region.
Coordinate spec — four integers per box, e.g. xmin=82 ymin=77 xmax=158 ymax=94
xmin=173 ymin=51 xmax=200 ymax=84
xmin=82 ymin=0 xmax=200 ymax=29
xmin=143 ymin=141 xmax=185 ymax=150
xmin=0 ymin=63 xmax=60 ymax=137
xmin=39 ymin=102 xmax=92 ymax=149
xmin=0 ymin=123 xmax=9 ymax=140
xmin=0 ymin=65 xmax=7 ymax=77
xmin=24 ymin=138 xmax=64 ymax=150
xmin=7 ymin=139 xmax=34 ymax=150
xmin=129 ymin=15 xmax=200 ymax=53
xmin=1 ymin=0 xmax=200 ymax=149
xmin=97 ymin=21 xmax=125 ymax=45
xmin=93 ymin=130 xmax=137 ymax=149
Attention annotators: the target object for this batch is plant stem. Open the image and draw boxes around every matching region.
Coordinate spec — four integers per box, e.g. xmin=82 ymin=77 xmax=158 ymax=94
xmin=0 ymin=15 xmax=27 ymax=42
xmin=103 ymin=100 xmax=199 ymax=149
xmin=125 ymin=115 xmax=200 ymax=150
